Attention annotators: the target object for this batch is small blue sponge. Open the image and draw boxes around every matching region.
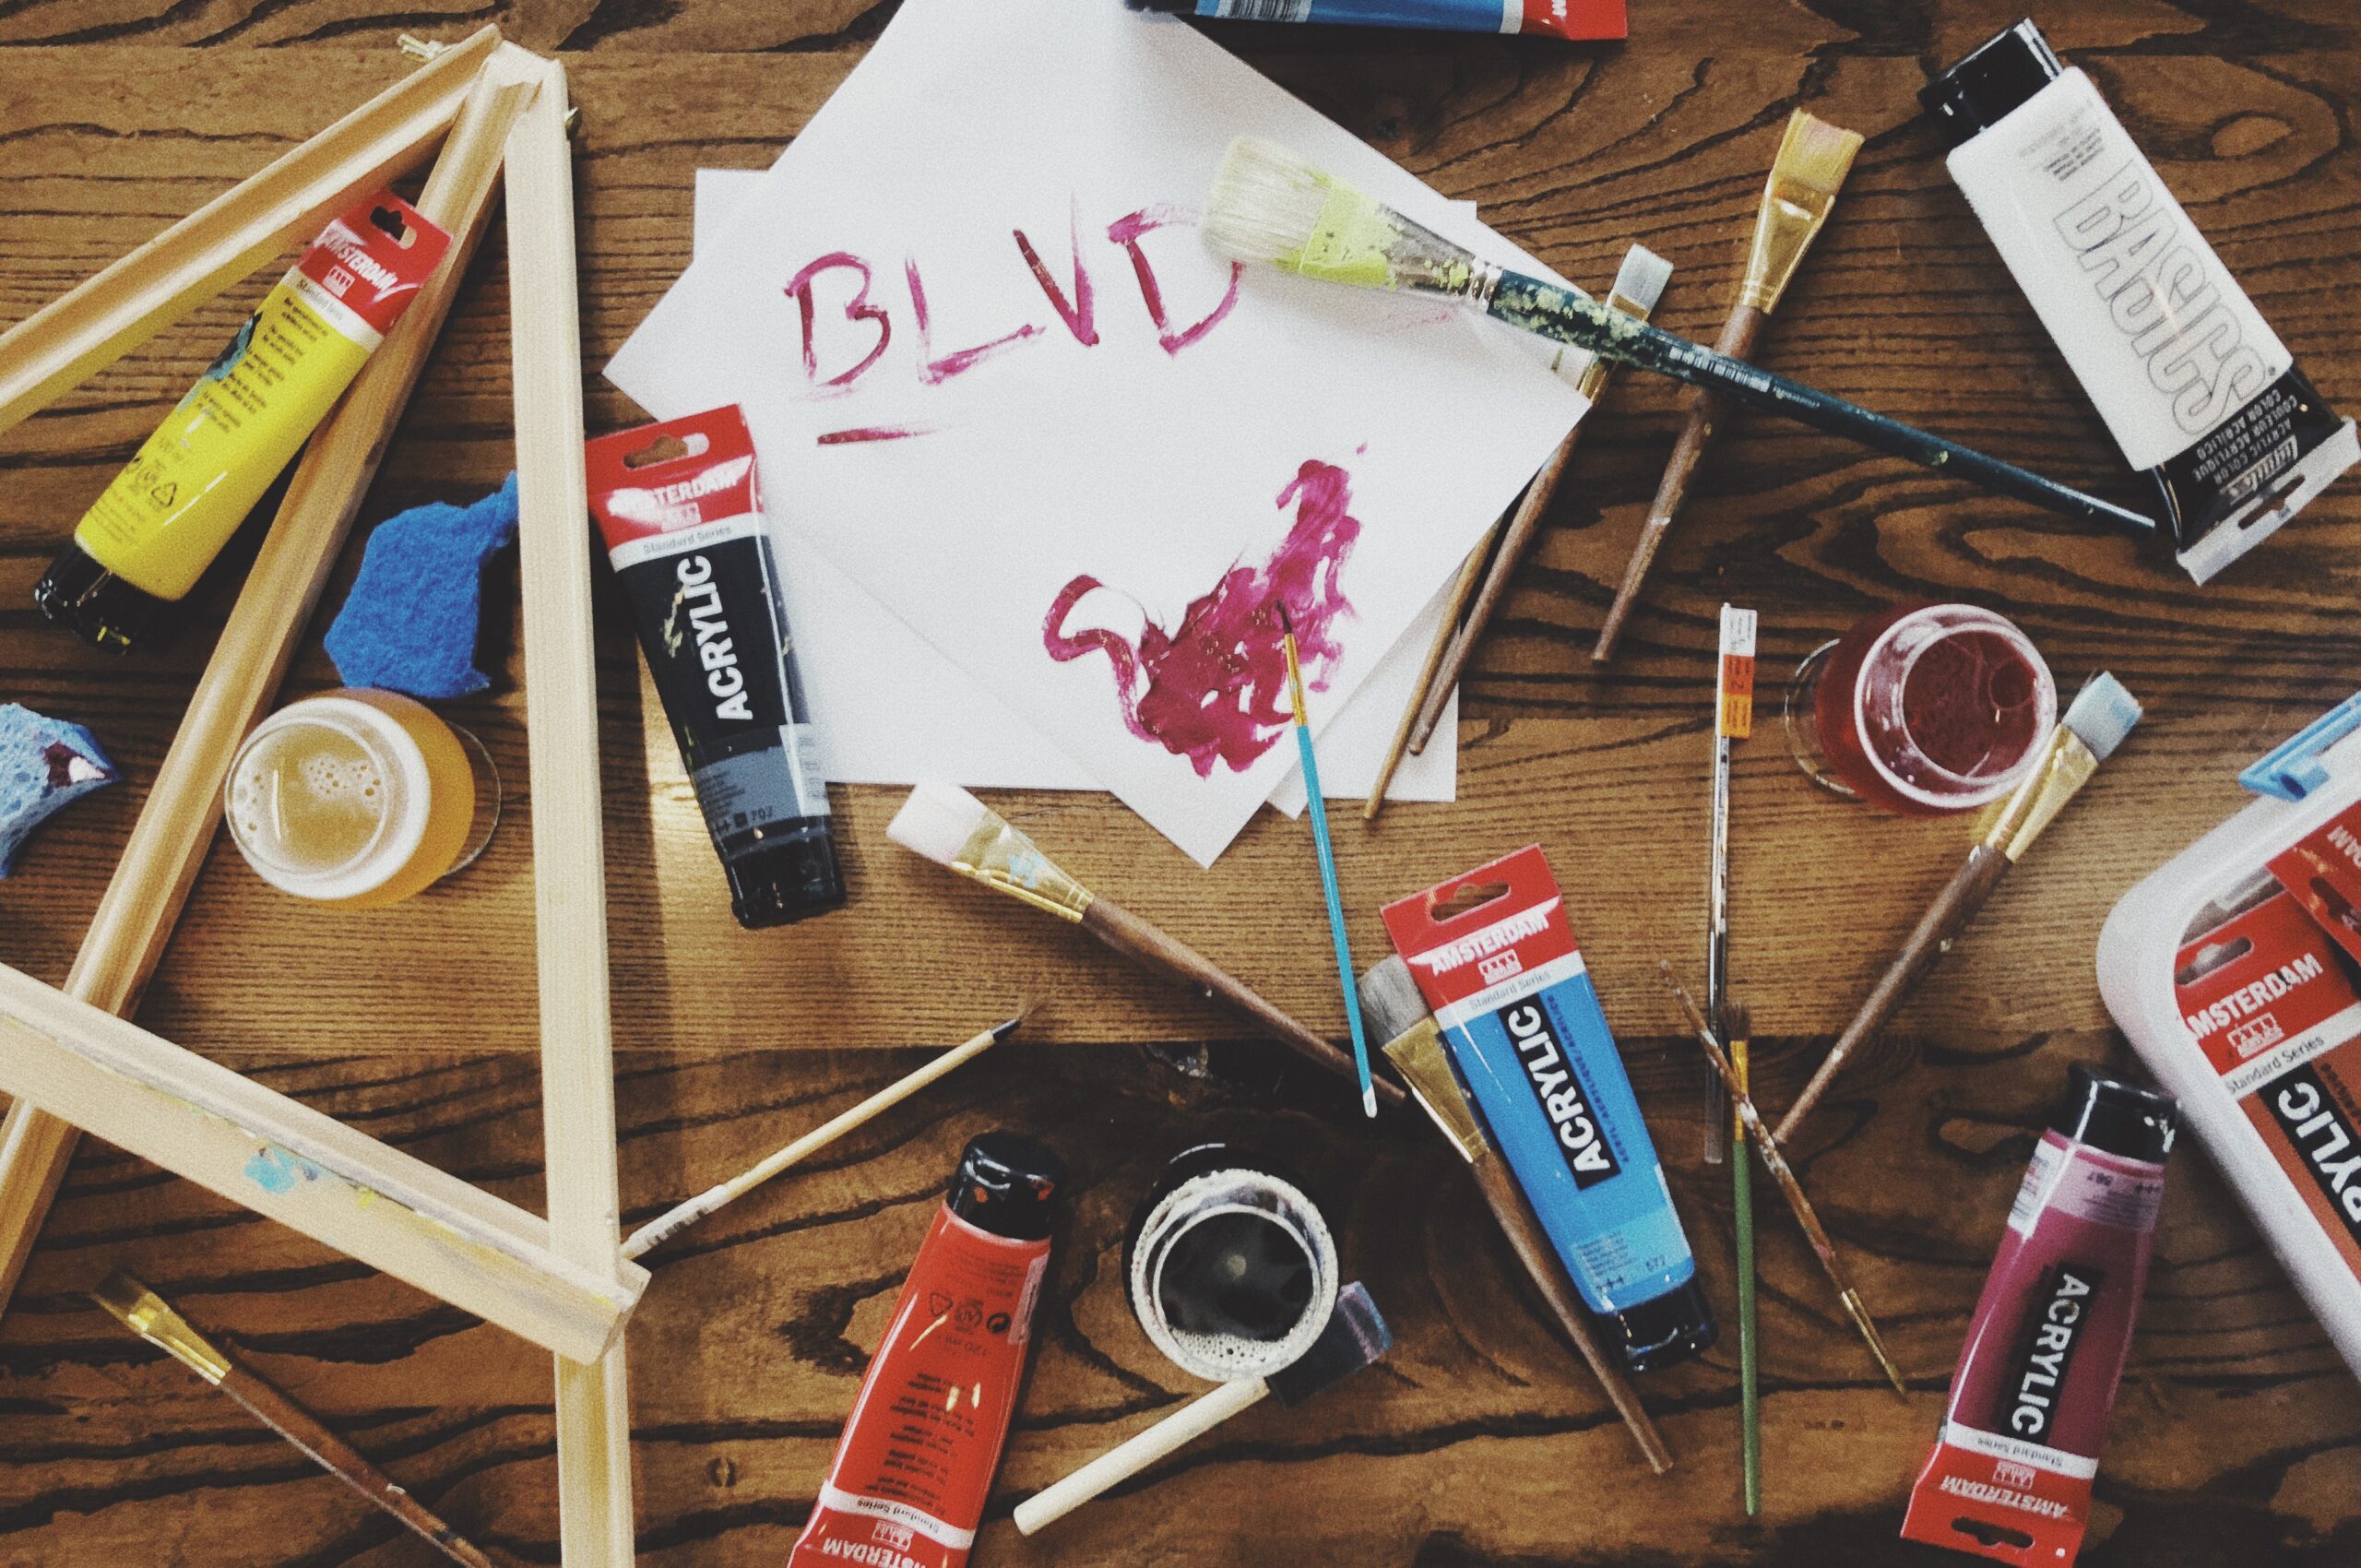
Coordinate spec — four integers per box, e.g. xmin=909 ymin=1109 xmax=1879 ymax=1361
xmin=325 ymin=474 xmax=520 ymax=699
xmin=0 ymin=704 xmax=119 ymax=878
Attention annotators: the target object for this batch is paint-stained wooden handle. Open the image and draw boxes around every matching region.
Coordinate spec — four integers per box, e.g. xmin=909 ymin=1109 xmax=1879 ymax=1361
xmin=1408 ymin=425 xmax=1588 ymax=755
xmin=219 ymin=1369 xmax=499 ymax=1568
xmin=1014 ymin=1377 xmax=1270 ymax=1535
xmin=1080 ymin=897 xmax=1404 ymax=1109
xmin=1466 ymin=1153 xmax=1672 ymax=1474
xmin=1776 ymin=844 xmax=2013 ymax=1142
xmin=1592 ymin=304 xmax=1766 ymax=663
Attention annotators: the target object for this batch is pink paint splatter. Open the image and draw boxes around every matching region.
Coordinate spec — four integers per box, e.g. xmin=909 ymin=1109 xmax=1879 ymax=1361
xmin=1107 ymin=206 xmax=1241 ymax=358
xmin=1015 ymin=201 xmax=1097 ymax=347
xmin=784 ymin=253 xmax=891 ymax=391
xmin=816 ymin=425 xmax=930 ymax=445
xmin=1043 ymin=458 xmax=1359 ymax=777
xmin=906 ymin=258 xmax=1039 ymax=385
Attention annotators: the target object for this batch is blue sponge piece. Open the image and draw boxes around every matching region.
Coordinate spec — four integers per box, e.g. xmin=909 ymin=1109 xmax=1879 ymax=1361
xmin=325 ymin=474 xmax=521 ymax=699
xmin=0 ymin=704 xmax=119 ymax=878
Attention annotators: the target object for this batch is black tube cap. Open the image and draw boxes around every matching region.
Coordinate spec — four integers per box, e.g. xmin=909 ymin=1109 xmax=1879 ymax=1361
xmin=32 ymin=542 xmax=160 ymax=653
xmin=2052 ymin=1063 xmax=2177 ymax=1164
xmin=1921 ymin=19 xmax=2065 ymax=151
xmin=725 ymin=821 xmax=847 ymax=928
xmin=948 ymin=1133 xmax=1064 ymax=1241
xmin=1606 ymin=1276 xmax=1717 ymax=1373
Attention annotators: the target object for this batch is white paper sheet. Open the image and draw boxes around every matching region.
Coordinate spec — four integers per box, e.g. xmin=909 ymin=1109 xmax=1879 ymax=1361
xmin=688 ymin=167 xmax=1464 ymax=808
xmin=614 ymin=0 xmax=1583 ymax=862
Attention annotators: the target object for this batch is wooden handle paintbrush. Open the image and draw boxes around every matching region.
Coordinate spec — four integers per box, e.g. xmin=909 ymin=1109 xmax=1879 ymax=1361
xmin=1360 ymin=956 xmax=1673 ymax=1473
xmin=1775 ymin=673 xmax=2143 ymax=1142
xmin=1661 ymin=965 xmax=1907 ymax=1398
xmin=92 ymin=1272 xmax=500 ymax=1568
xmin=1363 ymin=529 xmax=1495 ymax=819
xmin=1204 ymin=139 xmax=2154 ymax=540
xmin=1593 ymin=111 xmax=1862 ymax=662
xmin=1727 ymin=999 xmax=1762 ymax=1516
xmin=622 ymin=1015 xmax=1023 ymax=1260
xmin=1403 ymin=244 xmax=1674 ymax=758
xmin=888 ymin=783 xmax=1403 ymax=1109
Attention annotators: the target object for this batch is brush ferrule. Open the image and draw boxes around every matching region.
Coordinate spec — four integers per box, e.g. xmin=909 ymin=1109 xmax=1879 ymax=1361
xmin=1381 ymin=1024 xmax=1487 ymax=1161
xmin=1977 ymin=726 xmax=2101 ymax=862
xmin=1739 ymin=185 xmax=1840 ymax=315
xmin=94 ymin=1277 xmax=231 ymax=1384
xmin=949 ymin=814 xmax=1093 ymax=921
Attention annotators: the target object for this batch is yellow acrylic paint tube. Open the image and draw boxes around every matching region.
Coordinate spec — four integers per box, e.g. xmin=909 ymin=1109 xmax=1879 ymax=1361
xmin=35 ymin=194 xmax=452 ymax=651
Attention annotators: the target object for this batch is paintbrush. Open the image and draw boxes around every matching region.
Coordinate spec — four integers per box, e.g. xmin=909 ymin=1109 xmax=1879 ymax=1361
xmin=1364 ymin=528 xmax=1494 ymax=821
xmin=1775 ymin=673 xmax=2143 ymax=1142
xmin=1013 ymin=1281 xmax=1392 ymax=1534
xmin=1277 ymin=608 xmax=1377 ymax=1118
xmin=1660 ymin=965 xmax=1907 ymax=1397
xmin=1726 ymin=998 xmax=1762 ymax=1516
xmin=888 ymin=783 xmax=1403 ymax=1109
xmin=1360 ymin=956 xmax=1674 ymax=1473
xmin=622 ymin=1014 xmax=1024 ymax=1260
xmin=91 ymin=1272 xmax=500 ymax=1568
xmin=1202 ymin=137 xmax=2153 ymax=540
xmin=1594 ymin=111 xmax=1863 ymax=662
xmin=1702 ymin=603 xmax=1758 ymax=1164
xmin=1406 ymin=244 xmax=1674 ymax=758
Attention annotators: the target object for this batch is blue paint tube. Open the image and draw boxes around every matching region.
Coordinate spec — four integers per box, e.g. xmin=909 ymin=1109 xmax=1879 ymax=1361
xmin=1126 ymin=0 xmax=1627 ymax=41
xmin=1383 ymin=845 xmax=1714 ymax=1372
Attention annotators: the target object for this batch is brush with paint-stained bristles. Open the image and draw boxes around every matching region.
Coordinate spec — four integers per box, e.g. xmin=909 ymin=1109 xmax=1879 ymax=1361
xmin=1203 ymin=137 xmax=2154 ymax=540
xmin=1775 ymin=672 xmax=2144 ymax=1142
xmin=888 ymin=782 xmax=1403 ymax=1110
xmin=622 ymin=1014 xmax=1026 ymax=1260
xmin=1393 ymin=244 xmax=1674 ymax=771
xmin=1594 ymin=111 xmax=1863 ymax=663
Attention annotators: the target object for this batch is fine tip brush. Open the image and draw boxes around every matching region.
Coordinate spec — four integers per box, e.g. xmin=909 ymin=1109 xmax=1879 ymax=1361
xmin=1277 ymin=606 xmax=1379 ymax=1118
xmin=1397 ymin=244 xmax=1674 ymax=766
xmin=1775 ymin=672 xmax=2144 ymax=1142
xmin=92 ymin=1272 xmax=500 ymax=1568
xmin=622 ymin=1013 xmax=1026 ymax=1260
xmin=1202 ymin=137 xmax=2154 ymax=540
xmin=1661 ymin=965 xmax=1910 ymax=1399
xmin=888 ymin=782 xmax=1403 ymax=1109
xmin=1726 ymin=998 xmax=1763 ymax=1516
xmin=1595 ymin=110 xmax=1863 ymax=663
xmin=1014 ymin=1281 xmax=1393 ymax=1535
xmin=1360 ymin=956 xmax=1675 ymax=1474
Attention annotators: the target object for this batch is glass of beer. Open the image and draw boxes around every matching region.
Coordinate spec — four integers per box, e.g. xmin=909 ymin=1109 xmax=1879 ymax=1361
xmin=1785 ymin=603 xmax=2056 ymax=816
xmin=225 ymin=689 xmax=499 ymax=907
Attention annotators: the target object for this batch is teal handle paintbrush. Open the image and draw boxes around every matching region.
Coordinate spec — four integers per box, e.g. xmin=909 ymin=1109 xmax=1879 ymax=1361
xmin=1204 ymin=138 xmax=2155 ymax=539
xmin=1280 ymin=610 xmax=1377 ymax=1118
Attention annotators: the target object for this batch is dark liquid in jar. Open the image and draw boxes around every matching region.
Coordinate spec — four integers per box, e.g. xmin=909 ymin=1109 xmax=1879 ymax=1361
xmin=1157 ymin=1211 xmax=1316 ymax=1344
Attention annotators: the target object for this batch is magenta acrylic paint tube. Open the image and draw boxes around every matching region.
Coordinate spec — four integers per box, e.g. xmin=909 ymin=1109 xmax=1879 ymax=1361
xmin=1126 ymin=0 xmax=1628 ymax=42
xmin=1902 ymin=1064 xmax=2177 ymax=1567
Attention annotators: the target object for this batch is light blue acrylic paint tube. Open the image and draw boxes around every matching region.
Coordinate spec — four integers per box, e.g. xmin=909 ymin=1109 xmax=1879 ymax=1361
xmin=1126 ymin=0 xmax=1627 ymax=42
xmin=1383 ymin=844 xmax=1715 ymax=1372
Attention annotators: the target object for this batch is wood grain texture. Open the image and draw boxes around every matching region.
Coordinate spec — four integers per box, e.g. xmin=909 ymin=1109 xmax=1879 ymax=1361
xmin=0 ymin=2 xmax=2357 ymax=1562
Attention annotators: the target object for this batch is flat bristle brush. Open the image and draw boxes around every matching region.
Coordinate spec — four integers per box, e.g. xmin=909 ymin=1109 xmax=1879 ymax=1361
xmin=1405 ymin=244 xmax=1673 ymax=759
xmin=1594 ymin=111 xmax=1864 ymax=662
xmin=1775 ymin=672 xmax=2143 ymax=1142
xmin=1203 ymin=137 xmax=2153 ymax=540
xmin=1661 ymin=965 xmax=1908 ymax=1398
xmin=1360 ymin=956 xmax=1674 ymax=1474
xmin=888 ymin=783 xmax=1403 ymax=1109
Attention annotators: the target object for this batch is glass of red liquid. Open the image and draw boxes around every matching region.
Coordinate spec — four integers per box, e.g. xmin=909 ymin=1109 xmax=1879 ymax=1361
xmin=1786 ymin=603 xmax=2057 ymax=815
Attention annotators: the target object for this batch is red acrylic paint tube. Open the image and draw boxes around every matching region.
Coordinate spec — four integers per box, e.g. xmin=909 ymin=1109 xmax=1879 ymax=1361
xmin=1902 ymin=1065 xmax=2176 ymax=1567
xmin=1127 ymin=0 xmax=1627 ymax=42
xmin=587 ymin=406 xmax=845 ymax=927
xmin=789 ymin=1134 xmax=1062 ymax=1568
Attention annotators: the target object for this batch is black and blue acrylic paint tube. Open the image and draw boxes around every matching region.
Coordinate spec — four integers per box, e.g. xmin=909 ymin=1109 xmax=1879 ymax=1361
xmin=587 ymin=405 xmax=846 ymax=927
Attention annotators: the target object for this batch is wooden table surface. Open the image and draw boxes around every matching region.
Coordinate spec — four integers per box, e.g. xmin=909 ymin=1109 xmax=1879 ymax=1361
xmin=1 ymin=2 xmax=2356 ymax=1564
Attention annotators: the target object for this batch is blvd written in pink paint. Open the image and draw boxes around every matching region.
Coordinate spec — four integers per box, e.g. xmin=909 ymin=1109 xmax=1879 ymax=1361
xmin=1043 ymin=457 xmax=1359 ymax=777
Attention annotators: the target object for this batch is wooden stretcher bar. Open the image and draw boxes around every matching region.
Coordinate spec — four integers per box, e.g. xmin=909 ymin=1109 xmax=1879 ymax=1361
xmin=0 ymin=25 xmax=501 ymax=439
xmin=0 ymin=42 xmax=541 ymax=1325
xmin=0 ymin=961 xmax=646 ymax=1363
xmin=504 ymin=55 xmax=642 ymax=1568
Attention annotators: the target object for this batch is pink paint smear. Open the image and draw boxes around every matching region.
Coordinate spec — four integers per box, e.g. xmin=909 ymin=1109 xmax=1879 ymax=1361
xmin=1043 ymin=458 xmax=1359 ymax=778
xmin=816 ymin=425 xmax=931 ymax=445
